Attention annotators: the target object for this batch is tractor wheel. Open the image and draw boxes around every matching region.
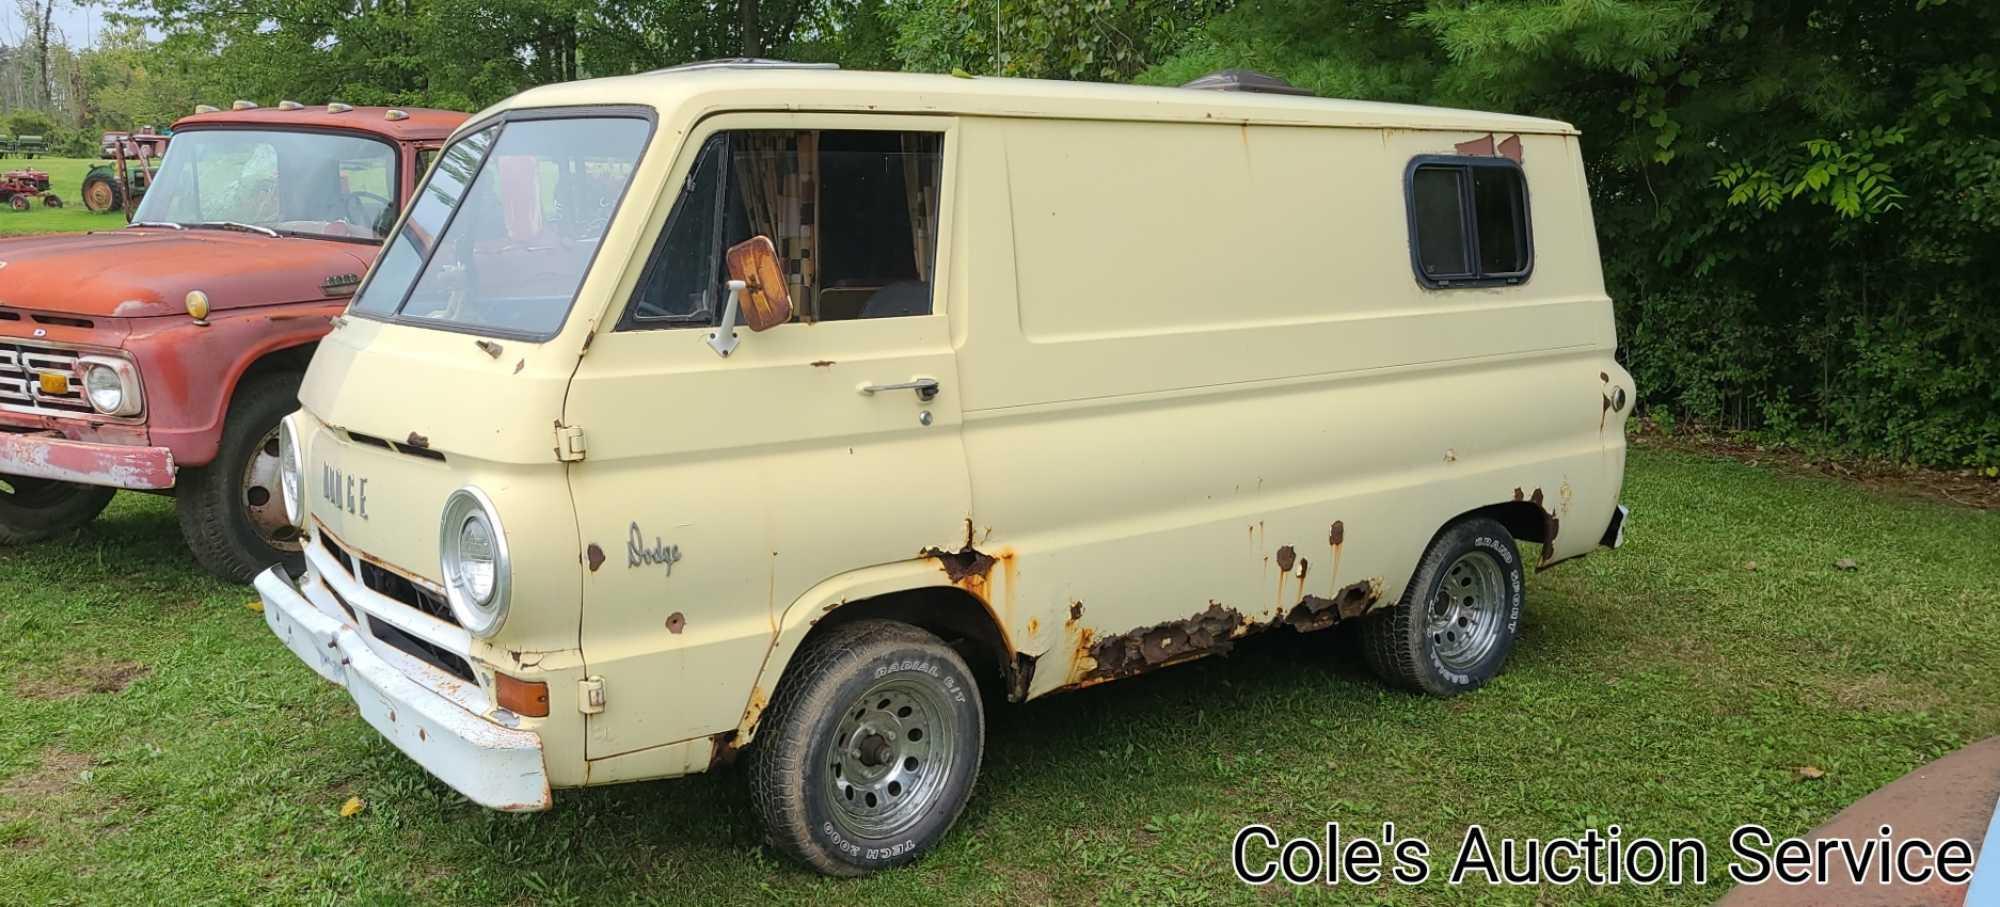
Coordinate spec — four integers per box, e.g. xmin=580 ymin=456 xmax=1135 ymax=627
xmin=7 ymin=196 xmax=27 ymax=212
xmin=81 ymin=175 xmax=120 ymax=213
xmin=42 ymin=195 xmax=61 ymax=208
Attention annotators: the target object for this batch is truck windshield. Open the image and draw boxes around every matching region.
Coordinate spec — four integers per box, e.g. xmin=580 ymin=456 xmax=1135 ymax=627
xmin=130 ymin=129 xmax=399 ymax=241
xmin=348 ymin=115 xmax=651 ymax=338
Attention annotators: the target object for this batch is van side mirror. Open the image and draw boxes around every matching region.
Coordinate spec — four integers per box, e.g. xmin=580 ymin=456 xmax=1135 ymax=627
xmin=706 ymin=235 xmax=794 ymax=357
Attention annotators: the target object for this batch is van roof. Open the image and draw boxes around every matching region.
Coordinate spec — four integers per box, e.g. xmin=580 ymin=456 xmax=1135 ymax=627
xmin=481 ymin=67 xmax=1579 ymax=136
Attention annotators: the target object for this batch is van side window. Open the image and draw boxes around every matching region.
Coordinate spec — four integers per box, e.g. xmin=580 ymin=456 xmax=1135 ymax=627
xmin=1405 ymin=157 xmax=1532 ymax=288
xmin=625 ymin=129 xmax=944 ymax=327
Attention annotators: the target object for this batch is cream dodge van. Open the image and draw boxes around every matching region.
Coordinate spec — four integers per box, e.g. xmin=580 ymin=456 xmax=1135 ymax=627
xmin=256 ymin=63 xmax=1632 ymax=875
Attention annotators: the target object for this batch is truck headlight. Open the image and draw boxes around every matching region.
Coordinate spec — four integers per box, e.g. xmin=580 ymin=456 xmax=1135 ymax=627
xmin=440 ymin=487 xmax=509 ymax=637
xmin=77 ymin=355 xmax=142 ymax=417
xmin=278 ymin=417 xmax=304 ymax=529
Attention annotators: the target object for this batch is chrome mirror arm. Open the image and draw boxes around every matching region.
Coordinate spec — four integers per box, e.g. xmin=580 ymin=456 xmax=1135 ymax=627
xmin=705 ymin=279 xmax=749 ymax=358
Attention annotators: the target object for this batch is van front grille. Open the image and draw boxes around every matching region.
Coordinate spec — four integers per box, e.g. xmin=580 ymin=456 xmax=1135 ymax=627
xmin=319 ymin=529 xmax=459 ymax=626
xmin=0 ymin=341 xmax=92 ymax=416
xmin=315 ymin=527 xmax=474 ymax=683
xmin=366 ymin=616 xmax=476 ymax=683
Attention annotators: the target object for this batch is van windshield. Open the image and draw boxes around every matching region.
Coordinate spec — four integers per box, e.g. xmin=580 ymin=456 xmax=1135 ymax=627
xmin=350 ymin=115 xmax=651 ymax=338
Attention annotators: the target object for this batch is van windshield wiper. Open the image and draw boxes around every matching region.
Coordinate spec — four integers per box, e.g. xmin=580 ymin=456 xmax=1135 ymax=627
xmin=190 ymin=221 xmax=281 ymax=238
xmin=128 ymin=220 xmax=184 ymax=230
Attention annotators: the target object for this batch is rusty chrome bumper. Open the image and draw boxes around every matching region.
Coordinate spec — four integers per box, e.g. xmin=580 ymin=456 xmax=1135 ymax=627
xmin=255 ymin=565 xmax=552 ymax=812
xmin=0 ymin=430 xmax=175 ymax=490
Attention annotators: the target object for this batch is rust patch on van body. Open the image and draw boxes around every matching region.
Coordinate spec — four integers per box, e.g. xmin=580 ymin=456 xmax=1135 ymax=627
xmin=1287 ymin=578 xmax=1385 ymax=633
xmin=1512 ymin=487 xmax=1564 ymax=564
xmin=585 ymin=543 xmax=605 ymax=572
xmin=1064 ymin=576 xmax=1387 ymax=689
xmin=708 ymin=732 xmax=741 ymax=770
xmin=1076 ymin=601 xmax=1243 ymax=685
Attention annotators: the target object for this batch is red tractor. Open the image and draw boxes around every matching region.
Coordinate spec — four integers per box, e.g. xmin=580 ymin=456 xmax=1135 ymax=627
xmin=0 ymin=169 xmax=61 ymax=211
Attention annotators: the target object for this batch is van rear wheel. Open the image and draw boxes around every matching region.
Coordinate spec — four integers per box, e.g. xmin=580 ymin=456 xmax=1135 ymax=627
xmin=1362 ymin=517 xmax=1525 ymax=696
xmin=747 ymin=619 xmax=984 ymax=876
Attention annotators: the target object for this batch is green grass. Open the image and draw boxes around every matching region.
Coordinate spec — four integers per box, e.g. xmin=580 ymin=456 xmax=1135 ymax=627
xmin=0 ymin=157 xmax=130 ymax=236
xmin=1 ymin=448 xmax=1995 ymax=904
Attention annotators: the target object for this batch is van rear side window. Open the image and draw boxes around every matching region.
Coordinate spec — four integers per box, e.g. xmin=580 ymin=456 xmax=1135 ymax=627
xmin=1405 ymin=156 xmax=1532 ymax=288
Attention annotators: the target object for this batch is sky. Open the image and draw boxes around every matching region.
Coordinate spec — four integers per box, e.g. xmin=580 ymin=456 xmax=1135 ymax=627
xmin=2 ymin=2 xmax=122 ymax=49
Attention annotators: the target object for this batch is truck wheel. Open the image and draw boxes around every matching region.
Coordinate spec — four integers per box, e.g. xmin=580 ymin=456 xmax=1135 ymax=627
xmin=81 ymin=175 xmax=120 ymax=213
xmin=748 ymin=619 xmax=985 ymax=876
xmin=176 ymin=373 xmax=305 ymax=582
xmin=0 ymin=477 xmax=115 ymax=543
xmin=1362 ymin=517 xmax=1525 ymax=696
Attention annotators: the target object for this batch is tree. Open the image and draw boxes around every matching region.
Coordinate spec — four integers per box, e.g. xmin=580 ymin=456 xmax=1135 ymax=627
xmin=1149 ymin=0 xmax=2000 ymax=466
xmin=887 ymin=0 xmax=1232 ymax=81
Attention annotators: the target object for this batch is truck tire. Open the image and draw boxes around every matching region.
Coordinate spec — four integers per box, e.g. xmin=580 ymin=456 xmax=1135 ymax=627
xmin=0 ymin=477 xmax=115 ymax=543
xmin=748 ymin=619 xmax=985 ymax=876
xmin=1362 ymin=517 xmax=1525 ymax=696
xmin=81 ymin=174 xmax=120 ymax=213
xmin=176 ymin=373 xmax=305 ymax=582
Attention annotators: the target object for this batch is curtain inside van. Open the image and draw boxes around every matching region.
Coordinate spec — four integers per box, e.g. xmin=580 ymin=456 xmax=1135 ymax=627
xmin=901 ymin=133 xmax=942 ymax=282
xmin=732 ymin=132 xmax=820 ymax=310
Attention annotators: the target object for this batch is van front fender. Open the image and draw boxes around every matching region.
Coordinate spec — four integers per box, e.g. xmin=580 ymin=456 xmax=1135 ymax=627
xmin=727 ymin=558 xmax=1014 ymax=750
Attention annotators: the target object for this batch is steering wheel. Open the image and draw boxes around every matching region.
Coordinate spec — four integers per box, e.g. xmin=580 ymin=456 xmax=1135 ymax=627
xmin=342 ymin=190 xmax=395 ymax=235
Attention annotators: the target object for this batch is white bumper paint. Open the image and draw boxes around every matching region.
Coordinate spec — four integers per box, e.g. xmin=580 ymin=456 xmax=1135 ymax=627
xmin=256 ymin=566 xmax=552 ymax=812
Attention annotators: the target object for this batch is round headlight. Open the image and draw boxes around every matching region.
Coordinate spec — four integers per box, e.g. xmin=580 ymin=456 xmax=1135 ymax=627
xmin=440 ymin=487 xmax=509 ymax=637
xmin=278 ymin=418 xmax=304 ymax=529
xmin=83 ymin=364 xmax=124 ymax=413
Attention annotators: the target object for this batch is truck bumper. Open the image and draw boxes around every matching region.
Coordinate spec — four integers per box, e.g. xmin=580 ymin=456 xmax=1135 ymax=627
xmin=0 ymin=431 xmax=175 ymax=490
xmin=255 ymin=566 xmax=552 ymax=812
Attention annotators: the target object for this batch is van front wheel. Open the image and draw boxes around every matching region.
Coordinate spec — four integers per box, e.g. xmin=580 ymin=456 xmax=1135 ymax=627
xmin=747 ymin=619 xmax=985 ymax=876
xmin=1362 ymin=517 xmax=1525 ymax=696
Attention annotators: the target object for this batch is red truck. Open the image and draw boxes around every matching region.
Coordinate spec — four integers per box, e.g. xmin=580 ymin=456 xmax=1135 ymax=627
xmin=0 ymin=103 xmax=466 ymax=580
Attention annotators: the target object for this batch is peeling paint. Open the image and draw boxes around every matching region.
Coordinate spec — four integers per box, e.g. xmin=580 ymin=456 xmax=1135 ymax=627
xmin=585 ymin=543 xmax=605 ymax=572
xmin=735 ymin=686 xmax=769 ymax=738
xmin=404 ymin=432 xmax=430 ymax=450
xmin=665 ymin=611 xmax=685 ymax=634
xmin=0 ymin=431 xmax=177 ymax=490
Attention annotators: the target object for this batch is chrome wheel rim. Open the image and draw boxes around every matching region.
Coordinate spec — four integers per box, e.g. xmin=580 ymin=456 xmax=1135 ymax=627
xmin=1426 ymin=551 xmax=1507 ymax=672
xmin=241 ymin=427 xmax=301 ymax=552
xmin=824 ymin=676 xmax=959 ymax=840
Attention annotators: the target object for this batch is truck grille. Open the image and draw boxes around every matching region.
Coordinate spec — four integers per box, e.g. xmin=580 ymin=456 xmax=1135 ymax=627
xmin=0 ymin=341 xmax=92 ymax=416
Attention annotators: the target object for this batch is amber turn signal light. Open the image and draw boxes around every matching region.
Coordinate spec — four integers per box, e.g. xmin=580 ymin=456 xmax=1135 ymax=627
xmin=37 ymin=372 xmax=69 ymax=395
xmin=494 ymin=672 xmax=549 ymax=717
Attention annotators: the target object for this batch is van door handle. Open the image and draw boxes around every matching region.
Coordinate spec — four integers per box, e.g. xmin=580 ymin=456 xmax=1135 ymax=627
xmin=858 ymin=378 xmax=941 ymax=402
